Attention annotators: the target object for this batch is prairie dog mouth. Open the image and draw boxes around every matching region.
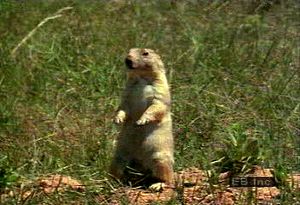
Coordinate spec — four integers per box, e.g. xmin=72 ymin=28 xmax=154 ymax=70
xmin=125 ymin=58 xmax=134 ymax=69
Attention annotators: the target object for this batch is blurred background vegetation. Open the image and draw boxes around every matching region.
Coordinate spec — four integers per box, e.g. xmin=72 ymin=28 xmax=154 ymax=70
xmin=0 ymin=0 xmax=299 ymax=203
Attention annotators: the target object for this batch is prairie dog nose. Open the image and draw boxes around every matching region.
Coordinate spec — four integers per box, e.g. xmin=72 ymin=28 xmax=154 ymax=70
xmin=125 ymin=58 xmax=133 ymax=69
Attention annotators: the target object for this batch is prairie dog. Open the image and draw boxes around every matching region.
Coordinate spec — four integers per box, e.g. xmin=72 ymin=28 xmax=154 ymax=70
xmin=110 ymin=48 xmax=174 ymax=191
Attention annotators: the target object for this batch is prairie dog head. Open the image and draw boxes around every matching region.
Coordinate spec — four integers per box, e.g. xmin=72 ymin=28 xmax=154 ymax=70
xmin=125 ymin=48 xmax=165 ymax=76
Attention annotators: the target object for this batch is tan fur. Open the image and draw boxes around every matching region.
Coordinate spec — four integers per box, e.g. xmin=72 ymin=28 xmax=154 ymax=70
xmin=110 ymin=48 xmax=174 ymax=190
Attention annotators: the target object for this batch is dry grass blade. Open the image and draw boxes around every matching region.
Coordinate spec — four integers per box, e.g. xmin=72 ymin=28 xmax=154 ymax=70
xmin=11 ymin=6 xmax=73 ymax=58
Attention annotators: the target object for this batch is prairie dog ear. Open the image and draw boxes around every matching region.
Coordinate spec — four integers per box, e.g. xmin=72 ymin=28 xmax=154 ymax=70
xmin=153 ymin=48 xmax=161 ymax=55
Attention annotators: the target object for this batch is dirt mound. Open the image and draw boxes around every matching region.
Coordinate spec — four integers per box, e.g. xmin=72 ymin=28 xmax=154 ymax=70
xmin=100 ymin=166 xmax=299 ymax=205
xmin=38 ymin=174 xmax=85 ymax=193
xmin=1 ymin=175 xmax=85 ymax=202
xmin=2 ymin=168 xmax=299 ymax=204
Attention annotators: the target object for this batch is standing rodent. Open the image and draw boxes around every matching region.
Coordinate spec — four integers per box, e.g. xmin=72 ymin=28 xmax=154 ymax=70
xmin=110 ymin=48 xmax=174 ymax=191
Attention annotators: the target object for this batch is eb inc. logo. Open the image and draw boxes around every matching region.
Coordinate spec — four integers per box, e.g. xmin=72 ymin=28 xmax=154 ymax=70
xmin=230 ymin=177 xmax=277 ymax=187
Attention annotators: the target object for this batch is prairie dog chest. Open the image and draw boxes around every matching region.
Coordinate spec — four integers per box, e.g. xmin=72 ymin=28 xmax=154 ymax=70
xmin=127 ymin=78 xmax=154 ymax=114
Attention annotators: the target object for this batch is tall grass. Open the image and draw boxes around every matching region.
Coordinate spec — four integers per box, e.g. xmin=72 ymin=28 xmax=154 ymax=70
xmin=0 ymin=0 xmax=299 ymax=204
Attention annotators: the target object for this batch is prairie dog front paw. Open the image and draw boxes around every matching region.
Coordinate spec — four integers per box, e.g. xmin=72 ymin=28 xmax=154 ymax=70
xmin=136 ymin=114 xmax=154 ymax=125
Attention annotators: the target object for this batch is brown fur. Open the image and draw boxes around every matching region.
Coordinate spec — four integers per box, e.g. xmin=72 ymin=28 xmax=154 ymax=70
xmin=110 ymin=48 xmax=174 ymax=188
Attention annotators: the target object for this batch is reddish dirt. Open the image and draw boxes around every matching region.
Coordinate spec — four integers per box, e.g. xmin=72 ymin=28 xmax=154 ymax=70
xmin=100 ymin=166 xmax=300 ymax=205
xmin=1 ymin=175 xmax=85 ymax=202
xmin=3 ymin=167 xmax=299 ymax=204
xmin=38 ymin=174 xmax=85 ymax=193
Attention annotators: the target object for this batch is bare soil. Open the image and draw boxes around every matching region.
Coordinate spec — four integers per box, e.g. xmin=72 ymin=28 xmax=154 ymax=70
xmin=100 ymin=166 xmax=299 ymax=205
xmin=2 ymin=166 xmax=299 ymax=204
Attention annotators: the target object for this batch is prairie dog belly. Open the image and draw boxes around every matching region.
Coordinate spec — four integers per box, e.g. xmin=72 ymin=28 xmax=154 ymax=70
xmin=127 ymin=79 xmax=154 ymax=121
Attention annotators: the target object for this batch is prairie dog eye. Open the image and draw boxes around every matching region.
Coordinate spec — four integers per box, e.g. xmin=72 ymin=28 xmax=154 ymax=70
xmin=142 ymin=51 xmax=149 ymax=56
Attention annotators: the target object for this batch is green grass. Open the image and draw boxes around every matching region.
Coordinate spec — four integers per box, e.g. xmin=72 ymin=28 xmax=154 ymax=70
xmin=0 ymin=0 xmax=299 ymax=204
